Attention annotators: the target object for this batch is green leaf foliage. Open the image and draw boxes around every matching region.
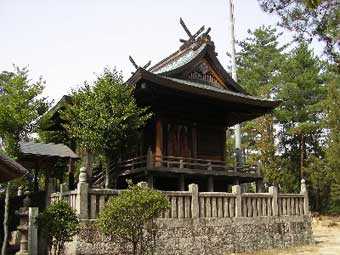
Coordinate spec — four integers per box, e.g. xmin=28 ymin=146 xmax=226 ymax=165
xmin=0 ymin=66 xmax=49 ymax=157
xmin=35 ymin=200 xmax=80 ymax=255
xmin=258 ymin=0 xmax=340 ymax=69
xmin=97 ymin=182 xmax=170 ymax=255
xmin=63 ymin=68 xmax=152 ymax=162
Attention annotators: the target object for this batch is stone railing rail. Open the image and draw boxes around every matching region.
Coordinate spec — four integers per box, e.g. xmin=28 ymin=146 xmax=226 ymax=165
xmin=50 ymin=167 xmax=310 ymax=220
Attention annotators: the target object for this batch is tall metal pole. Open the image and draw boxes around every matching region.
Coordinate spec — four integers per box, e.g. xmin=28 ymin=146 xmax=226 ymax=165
xmin=228 ymin=0 xmax=242 ymax=166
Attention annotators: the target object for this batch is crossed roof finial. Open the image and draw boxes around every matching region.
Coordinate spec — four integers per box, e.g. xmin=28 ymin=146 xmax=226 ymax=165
xmin=129 ymin=56 xmax=151 ymax=73
xmin=179 ymin=18 xmax=211 ymax=49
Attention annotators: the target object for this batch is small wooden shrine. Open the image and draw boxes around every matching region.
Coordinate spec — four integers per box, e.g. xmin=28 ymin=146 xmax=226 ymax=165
xmin=116 ymin=21 xmax=281 ymax=191
xmin=0 ymin=151 xmax=28 ymax=183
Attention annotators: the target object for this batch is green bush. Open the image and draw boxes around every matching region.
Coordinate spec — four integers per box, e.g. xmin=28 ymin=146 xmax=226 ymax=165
xmin=35 ymin=200 xmax=80 ymax=255
xmin=97 ymin=182 xmax=170 ymax=255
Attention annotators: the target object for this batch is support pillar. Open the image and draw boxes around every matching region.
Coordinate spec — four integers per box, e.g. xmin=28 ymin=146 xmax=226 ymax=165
xmin=208 ymin=176 xmax=214 ymax=192
xmin=146 ymin=148 xmax=153 ymax=168
xmin=233 ymin=177 xmax=239 ymax=185
xmin=192 ymin=125 xmax=197 ymax=159
xmin=147 ymin=174 xmax=154 ymax=189
xmin=179 ymin=174 xmax=185 ymax=191
xmin=155 ymin=119 xmax=163 ymax=166
xmin=256 ymin=179 xmax=264 ymax=193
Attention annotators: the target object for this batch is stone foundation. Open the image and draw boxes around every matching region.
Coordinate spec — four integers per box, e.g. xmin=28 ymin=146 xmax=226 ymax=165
xmin=65 ymin=216 xmax=313 ymax=255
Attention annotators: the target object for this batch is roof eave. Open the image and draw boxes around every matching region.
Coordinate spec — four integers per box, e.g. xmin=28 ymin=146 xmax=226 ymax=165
xmin=134 ymin=69 xmax=281 ymax=109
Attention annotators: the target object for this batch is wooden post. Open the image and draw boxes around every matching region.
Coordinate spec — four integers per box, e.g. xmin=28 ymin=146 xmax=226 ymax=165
xmin=179 ymin=174 xmax=185 ymax=191
xmin=147 ymin=175 xmax=154 ymax=189
xmin=68 ymin=158 xmax=75 ymax=190
xmin=192 ymin=126 xmax=197 ymax=158
xmin=233 ymin=178 xmax=239 ymax=185
xmin=179 ymin=159 xmax=184 ymax=168
xmin=76 ymin=167 xmax=89 ymax=219
xmin=59 ymin=182 xmax=69 ymax=200
xmin=208 ymin=176 xmax=214 ymax=192
xmin=146 ymin=147 xmax=153 ymax=168
xmin=256 ymin=179 xmax=264 ymax=193
xmin=155 ymin=119 xmax=163 ymax=165
xmin=300 ymin=179 xmax=309 ymax=215
xmin=188 ymin=184 xmax=199 ymax=218
xmin=207 ymin=161 xmax=212 ymax=171
xmin=232 ymin=185 xmax=242 ymax=217
xmin=269 ymin=186 xmax=278 ymax=216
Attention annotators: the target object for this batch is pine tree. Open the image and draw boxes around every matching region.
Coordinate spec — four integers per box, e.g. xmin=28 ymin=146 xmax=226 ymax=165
xmin=277 ymin=43 xmax=325 ymax=182
xmin=236 ymin=26 xmax=290 ymax=188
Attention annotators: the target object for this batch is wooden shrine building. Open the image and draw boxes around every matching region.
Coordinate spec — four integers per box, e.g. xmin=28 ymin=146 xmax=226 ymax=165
xmin=44 ymin=21 xmax=280 ymax=192
xmin=116 ymin=23 xmax=281 ymax=192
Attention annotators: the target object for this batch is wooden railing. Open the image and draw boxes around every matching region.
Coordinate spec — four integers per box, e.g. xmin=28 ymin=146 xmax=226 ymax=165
xmin=118 ymin=150 xmax=259 ymax=175
xmin=50 ymin=190 xmax=78 ymax=212
xmin=51 ymin=169 xmax=310 ymax=220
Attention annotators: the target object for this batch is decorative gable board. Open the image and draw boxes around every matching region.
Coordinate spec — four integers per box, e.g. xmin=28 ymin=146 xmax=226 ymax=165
xmin=183 ymin=59 xmax=227 ymax=90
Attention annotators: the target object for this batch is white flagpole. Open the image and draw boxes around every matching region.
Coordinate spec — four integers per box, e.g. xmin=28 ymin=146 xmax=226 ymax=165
xmin=228 ymin=0 xmax=242 ymax=166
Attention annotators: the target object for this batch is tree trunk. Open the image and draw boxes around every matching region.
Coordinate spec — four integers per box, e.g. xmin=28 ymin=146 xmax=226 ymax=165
xmin=300 ymin=133 xmax=305 ymax=179
xmin=1 ymin=182 xmax=10 ymax=255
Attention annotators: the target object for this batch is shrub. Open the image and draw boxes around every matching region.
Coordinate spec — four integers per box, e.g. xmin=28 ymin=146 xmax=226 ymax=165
xmin=97 ymin=182 xmax=170 ymax=255
xmin=35 ymin=200 xmax=80 ymax=255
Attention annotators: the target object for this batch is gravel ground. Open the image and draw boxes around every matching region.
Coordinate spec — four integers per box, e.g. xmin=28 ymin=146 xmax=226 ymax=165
xmin=235 ymin=217 xmax=340 ymax=255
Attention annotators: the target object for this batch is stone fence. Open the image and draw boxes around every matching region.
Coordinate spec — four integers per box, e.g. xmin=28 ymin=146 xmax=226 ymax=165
xmin=50 ymin=168 xmax=309 ymax=220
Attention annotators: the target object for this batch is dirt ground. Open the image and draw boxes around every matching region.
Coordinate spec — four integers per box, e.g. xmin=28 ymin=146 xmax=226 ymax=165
xmin=237 ymin=217 xmax=340 ymax=255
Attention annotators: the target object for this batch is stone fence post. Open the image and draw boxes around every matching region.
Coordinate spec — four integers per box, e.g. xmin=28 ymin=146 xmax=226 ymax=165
xmin=188 ymin=184 xmax=199 ymax=218
xmin=28 ymin=207 xmax=38 ymax=255
xmin=232 ymin=185 xmax=242 ymax=217
xmin=76 ymin=167 xmax=89 ymax=219
xmin=269 ymin=186 xmax=278 ymax=216
xmin=300 ymin=179 xmax=309 ymax=215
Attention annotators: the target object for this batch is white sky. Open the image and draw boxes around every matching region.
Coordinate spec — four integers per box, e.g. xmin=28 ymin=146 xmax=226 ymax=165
xmin=0 ymin=0 xmax=323 ymax=103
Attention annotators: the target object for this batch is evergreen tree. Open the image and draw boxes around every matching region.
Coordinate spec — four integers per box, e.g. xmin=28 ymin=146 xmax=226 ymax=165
xmin=323 ymin=77 xmax=340 ymax=214
xmin=277 ymin=43 xmax=325 ymax=182
xmin=236 ymin=26 xmax=292 ymax=188
xmin=258 ymin=0 xmax=340 ymax=69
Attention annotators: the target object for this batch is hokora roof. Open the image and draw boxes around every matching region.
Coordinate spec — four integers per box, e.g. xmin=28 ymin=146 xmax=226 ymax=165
xmin=19 ymin=141 xmax=79 ymax=159
xmin=127 ymin=30 xmax=281 ymax=111
xmin=0 ymin=151 xmax=28 ymax=182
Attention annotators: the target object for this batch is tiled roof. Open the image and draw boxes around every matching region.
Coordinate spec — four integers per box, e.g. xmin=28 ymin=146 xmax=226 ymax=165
xmin=0 ymin=151 xmax=28 ymax=182
xmin=19 ymin=142 xmax=79 ymax=159
xmin=150 ymin=44 xmax=206 ymax=74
